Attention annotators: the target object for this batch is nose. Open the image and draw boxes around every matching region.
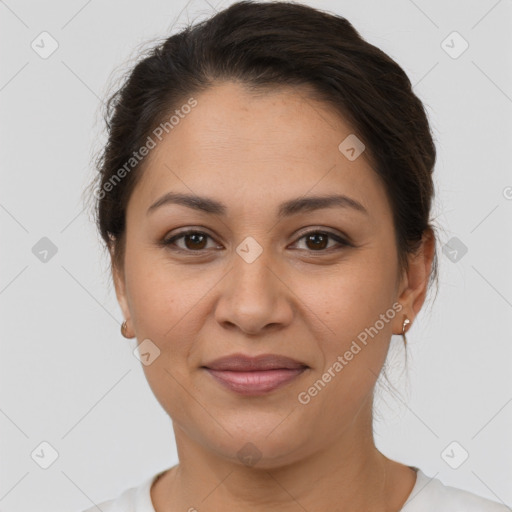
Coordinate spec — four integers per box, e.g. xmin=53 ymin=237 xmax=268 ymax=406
xmin=214 ymin=249 xmax=294 ymax=336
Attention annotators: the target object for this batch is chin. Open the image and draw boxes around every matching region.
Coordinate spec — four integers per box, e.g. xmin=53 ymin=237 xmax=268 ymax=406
xmin=201 ymin=421 xmax=312 ymax=470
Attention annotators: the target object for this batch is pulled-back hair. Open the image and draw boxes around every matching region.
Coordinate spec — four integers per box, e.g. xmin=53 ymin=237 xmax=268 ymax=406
xmin=86 ymin=0 xmax=438 ymax=298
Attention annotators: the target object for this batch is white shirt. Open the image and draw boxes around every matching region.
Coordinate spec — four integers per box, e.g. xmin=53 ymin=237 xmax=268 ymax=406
xmin=80 ymin=466 xmax=511 ymax=512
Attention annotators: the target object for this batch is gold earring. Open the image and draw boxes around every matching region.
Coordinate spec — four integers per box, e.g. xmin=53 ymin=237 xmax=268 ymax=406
xmin=121 ymin=320 xmax=132 ymax=339
xmin=401 ymin=316 xmax=411 ymax=345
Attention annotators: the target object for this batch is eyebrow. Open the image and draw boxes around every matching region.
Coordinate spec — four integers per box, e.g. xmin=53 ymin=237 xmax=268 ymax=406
xmin=146 ymin=192 xmax=368 ymax=218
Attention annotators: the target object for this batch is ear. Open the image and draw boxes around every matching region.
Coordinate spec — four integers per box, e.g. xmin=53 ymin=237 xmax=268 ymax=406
xmin=110 ymin=244 xmax=132 ymax=328
xmin=394 ymin=228 xmax=435 ymax=333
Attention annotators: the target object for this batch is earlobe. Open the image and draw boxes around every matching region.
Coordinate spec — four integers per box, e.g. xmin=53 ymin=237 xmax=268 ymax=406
xmin=120 ymin=319 xmax=135 ymax=339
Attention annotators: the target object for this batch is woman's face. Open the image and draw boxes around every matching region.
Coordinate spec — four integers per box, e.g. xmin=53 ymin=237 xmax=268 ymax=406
xmin=113 ymin=81 xmax=428 ymax=467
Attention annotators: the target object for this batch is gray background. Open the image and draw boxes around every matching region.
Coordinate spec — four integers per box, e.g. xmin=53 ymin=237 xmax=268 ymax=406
xmin=1 ymin=0 xmax=511 ymax=510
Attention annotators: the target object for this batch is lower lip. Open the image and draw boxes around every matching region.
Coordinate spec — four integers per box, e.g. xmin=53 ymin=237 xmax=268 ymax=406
xmin=204 ymin=368 xmax=307 ymax=395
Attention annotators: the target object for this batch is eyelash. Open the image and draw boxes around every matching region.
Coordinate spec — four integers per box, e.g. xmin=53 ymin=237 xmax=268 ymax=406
xmin=161 ymin=229 xmax=352 ymax=254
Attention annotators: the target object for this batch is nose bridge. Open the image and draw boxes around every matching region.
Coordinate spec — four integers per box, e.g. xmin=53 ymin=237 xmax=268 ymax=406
xmin=231 ymin=239 xmax=277 ymax=303
xmin=215 ymin=238 xmax=290 ymax=334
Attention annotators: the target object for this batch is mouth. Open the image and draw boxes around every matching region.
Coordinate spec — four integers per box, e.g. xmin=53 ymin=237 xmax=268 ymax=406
xmin=202 ymin=353 xmax=309 ymax=396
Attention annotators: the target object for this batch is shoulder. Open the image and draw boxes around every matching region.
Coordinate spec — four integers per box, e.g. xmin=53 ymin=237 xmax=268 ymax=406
xmin=78 ymin=471 xmax=164 ymax=512
xmin=402 ymin=468 xmax=511 ymax=512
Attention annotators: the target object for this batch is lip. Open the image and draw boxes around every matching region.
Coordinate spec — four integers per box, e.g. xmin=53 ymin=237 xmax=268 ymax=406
xmin=204 ymin=353 xmax=308 ymax=371
xmin=202 ymin=353 xmax=309 ymax=396
xmin=204 ymin=368 xmax=307 ymax=395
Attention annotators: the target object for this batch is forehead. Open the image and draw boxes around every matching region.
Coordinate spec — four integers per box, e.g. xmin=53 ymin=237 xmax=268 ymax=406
xmin=127 ymin=81 xmax=390 ymax=221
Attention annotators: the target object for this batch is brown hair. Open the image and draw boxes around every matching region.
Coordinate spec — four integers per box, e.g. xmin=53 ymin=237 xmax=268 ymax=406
xmin=85 ymin=0 xmax=439 ymax=300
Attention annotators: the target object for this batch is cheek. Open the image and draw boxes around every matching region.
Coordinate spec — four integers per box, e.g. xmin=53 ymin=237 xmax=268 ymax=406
xmin=317 ymin=248 xmax=397 ymax=331
xmin=308 ymin=242 xmax=399 ymax=379
xmin=123 ymin=248 xmax=219 ymax=389
xmin=124 ymin=254 xmax=203 ymax=419
xmin=124 ymin=245 xmax=199 ymax=338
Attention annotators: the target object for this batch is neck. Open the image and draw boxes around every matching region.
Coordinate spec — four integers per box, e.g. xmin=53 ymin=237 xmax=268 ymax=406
xmin=152 ymin=404 xmax=415 ymax=512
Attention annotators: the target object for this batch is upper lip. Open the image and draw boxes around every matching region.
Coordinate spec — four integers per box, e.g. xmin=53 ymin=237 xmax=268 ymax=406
xmin=203 ymin=353 xmax=308 ymax=371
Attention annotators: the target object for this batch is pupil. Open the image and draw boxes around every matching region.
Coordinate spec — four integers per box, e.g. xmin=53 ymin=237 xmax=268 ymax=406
xmin=308 ymin=233 xmax=327 ymax=250
xmin=187 ymin=234 xmax=206 ymax=249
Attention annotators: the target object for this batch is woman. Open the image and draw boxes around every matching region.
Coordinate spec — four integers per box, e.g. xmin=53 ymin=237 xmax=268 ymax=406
xmin=82 ymin=1 xmax=510 ymax=510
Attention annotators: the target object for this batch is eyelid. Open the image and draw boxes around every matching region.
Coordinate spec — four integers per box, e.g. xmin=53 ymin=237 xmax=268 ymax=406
xmin=293 ymin=226 xmax=351 ymax=244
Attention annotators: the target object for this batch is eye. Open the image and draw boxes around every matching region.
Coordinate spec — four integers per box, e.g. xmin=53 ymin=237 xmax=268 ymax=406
xmin=292 ymin=230 xmax=351 ymax=252
xmin=163 ymin=230 xmax=220 ymax=252
xmin=162 ymin=228 xmax=351 ymax=254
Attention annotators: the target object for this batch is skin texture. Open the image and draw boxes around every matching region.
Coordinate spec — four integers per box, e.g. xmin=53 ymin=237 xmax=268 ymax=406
xmin=111 ymin=81 xmax=435 ymax=511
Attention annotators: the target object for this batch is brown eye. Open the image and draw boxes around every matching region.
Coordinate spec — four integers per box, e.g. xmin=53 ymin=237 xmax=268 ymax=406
xmin=294 ymin=230 xmax=350 ymax=252
xmin=182 ymin=233 xmax=208 ymax=250
xmin=162 ymin=229 xmax=350 ymax=254
xmin=164 ymin=231 xmax=216 ymax=252
xmin=305 ymin=233 xmax=329 ymax=250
